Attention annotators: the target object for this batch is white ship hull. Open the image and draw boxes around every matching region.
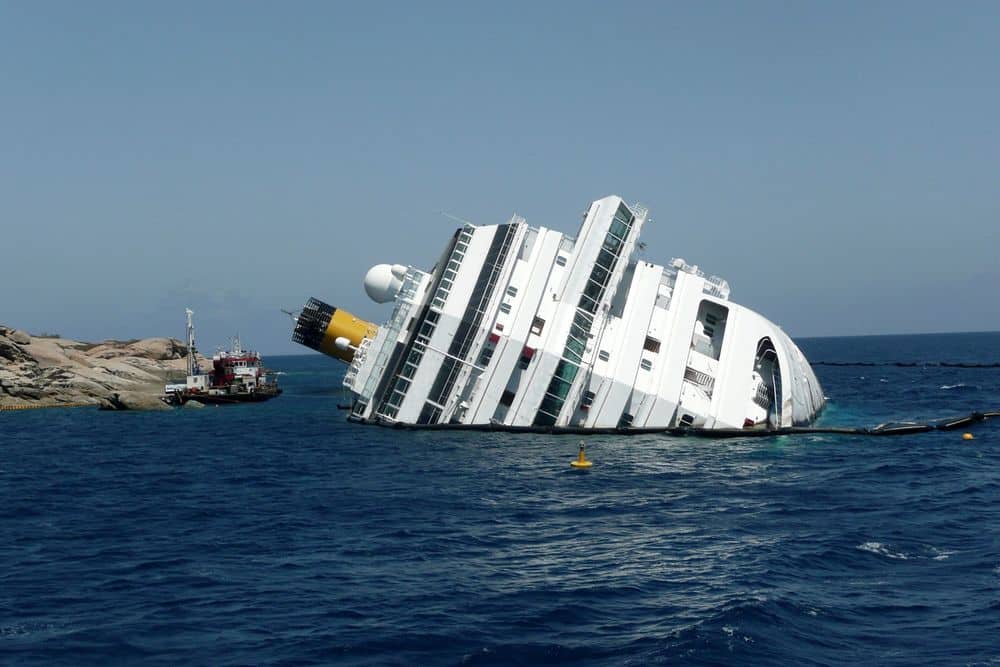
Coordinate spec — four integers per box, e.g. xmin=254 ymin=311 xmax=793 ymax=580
xmin=297 ymin=195 xmax=825 ymax=430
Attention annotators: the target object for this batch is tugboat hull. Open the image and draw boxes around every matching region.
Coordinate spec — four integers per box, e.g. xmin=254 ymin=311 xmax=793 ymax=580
xmin=177 ymin=387 xmax=283 ymax=405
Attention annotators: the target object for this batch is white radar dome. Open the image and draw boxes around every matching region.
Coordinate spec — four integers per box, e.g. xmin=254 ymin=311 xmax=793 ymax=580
xmin=364 ymin=264 xmax=407 ymax=303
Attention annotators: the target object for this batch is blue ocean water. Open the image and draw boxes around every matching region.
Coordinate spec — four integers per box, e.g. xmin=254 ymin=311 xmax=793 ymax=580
xmin=2 ymin=332 xmax=999 ymax=666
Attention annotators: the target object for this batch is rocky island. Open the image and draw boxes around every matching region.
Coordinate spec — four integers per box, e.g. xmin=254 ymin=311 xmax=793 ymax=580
xmin=0 ymin=325 xmax=210 ymax=411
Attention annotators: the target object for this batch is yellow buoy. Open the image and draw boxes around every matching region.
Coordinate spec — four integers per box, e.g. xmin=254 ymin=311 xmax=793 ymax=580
xmin=570 ymin=443 xmax=592 ymax=469
xmin=963 ymin=432 xmax=974 ymax=440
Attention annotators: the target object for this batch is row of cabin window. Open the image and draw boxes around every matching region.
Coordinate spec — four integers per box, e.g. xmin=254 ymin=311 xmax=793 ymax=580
xmin=386 ymin=309 xmax=442 ymax=410
xmin=614 ymin=411 xmax=696 ymax=429
xmin=596 ymin=336 xmax=660 ymax=363
xmin=501 ymin=359 xmax=664 ymax=419
xmin=613 ymin=412 xmax=701 ymax=430
xmin=593 ymin=357 xmax=651 ymax=371
xmin=500 ymin=286 xmax=519 ymax=315
xmin=478 ymin=317 xmax=545 ymax=367
xmin=431 ymin=235 xmax=471 ymax=308
xmin=497 ymin=252 xmax=568 ymax=422
xmin=497 ymin=295 xmax=546 ymax=334
xmin=616 ymin=413 xmax=697 ymax=429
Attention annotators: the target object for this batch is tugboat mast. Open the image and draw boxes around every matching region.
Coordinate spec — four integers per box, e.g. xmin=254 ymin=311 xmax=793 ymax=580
xmin=185 ymin=308 xmax=198 ymax=376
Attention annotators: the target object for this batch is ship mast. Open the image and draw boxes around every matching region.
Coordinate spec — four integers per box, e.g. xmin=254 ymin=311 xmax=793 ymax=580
xmin=185 ymin=308 xmax=198 ymax=375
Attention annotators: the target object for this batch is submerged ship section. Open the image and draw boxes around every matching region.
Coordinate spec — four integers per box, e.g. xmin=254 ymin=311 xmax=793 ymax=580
xmin=294 ymin=195 xmax=824 ymax=430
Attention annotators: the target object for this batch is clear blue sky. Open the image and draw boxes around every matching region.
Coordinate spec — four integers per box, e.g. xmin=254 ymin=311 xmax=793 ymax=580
xmin=2 ymin=1 xmax=998 ymax=354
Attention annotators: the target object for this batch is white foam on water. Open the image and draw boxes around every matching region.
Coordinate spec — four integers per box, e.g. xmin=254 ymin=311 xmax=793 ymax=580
xmin=940 ymin=383 xmax=966 ymax=390
xmin=858 ymin=543 xmax=956 ymax=561
xmin=857 ymin=541 xmax=909 ymax=560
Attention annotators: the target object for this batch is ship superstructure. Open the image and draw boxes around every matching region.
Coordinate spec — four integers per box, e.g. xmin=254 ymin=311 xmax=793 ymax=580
xmin=293 ymin=195 xmax=824 ymax=430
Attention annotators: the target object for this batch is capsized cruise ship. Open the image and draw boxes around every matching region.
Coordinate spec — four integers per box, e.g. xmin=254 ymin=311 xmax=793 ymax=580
xmin=292 ymin=195 xmax=825 ymax=430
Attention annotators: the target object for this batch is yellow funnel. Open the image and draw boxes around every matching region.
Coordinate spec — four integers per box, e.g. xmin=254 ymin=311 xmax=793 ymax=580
xmin=291 ymin=298 xmax=378 ymax=363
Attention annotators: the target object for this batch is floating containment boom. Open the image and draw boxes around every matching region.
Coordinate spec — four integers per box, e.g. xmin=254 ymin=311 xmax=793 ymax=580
xmin=292 ymin=194 xmax=827 ymax=430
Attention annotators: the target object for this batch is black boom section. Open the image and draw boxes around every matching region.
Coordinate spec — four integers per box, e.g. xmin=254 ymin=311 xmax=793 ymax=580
xmin=292 ymin=298 xmax=336 ymax=352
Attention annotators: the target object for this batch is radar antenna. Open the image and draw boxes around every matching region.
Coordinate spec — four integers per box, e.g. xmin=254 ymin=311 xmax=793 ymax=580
xmin=440 ymin=211 xmax=477 ymax=226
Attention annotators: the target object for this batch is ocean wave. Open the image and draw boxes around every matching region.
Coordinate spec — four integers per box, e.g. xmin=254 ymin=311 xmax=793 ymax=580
xmin=857 ymin=542 xmax=957 ymax=561
xmin=0 ymin=622 xmax=67 ymax=639
xmin=929 ymin=547 xmax=956 ymax=561
xmin=857 ymin=542 xmax=909 ymax=560
xmin=5 ymin=341 xmax=999 ymax=666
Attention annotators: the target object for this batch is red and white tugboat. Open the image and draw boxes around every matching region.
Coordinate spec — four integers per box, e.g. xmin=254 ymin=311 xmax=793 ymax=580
xmin=166 ymin=309 xmax=282 ymax=405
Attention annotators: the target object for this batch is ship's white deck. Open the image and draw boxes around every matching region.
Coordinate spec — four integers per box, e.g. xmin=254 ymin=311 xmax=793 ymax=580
xmin=346 ymin=195 xmax=824 ymax=429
